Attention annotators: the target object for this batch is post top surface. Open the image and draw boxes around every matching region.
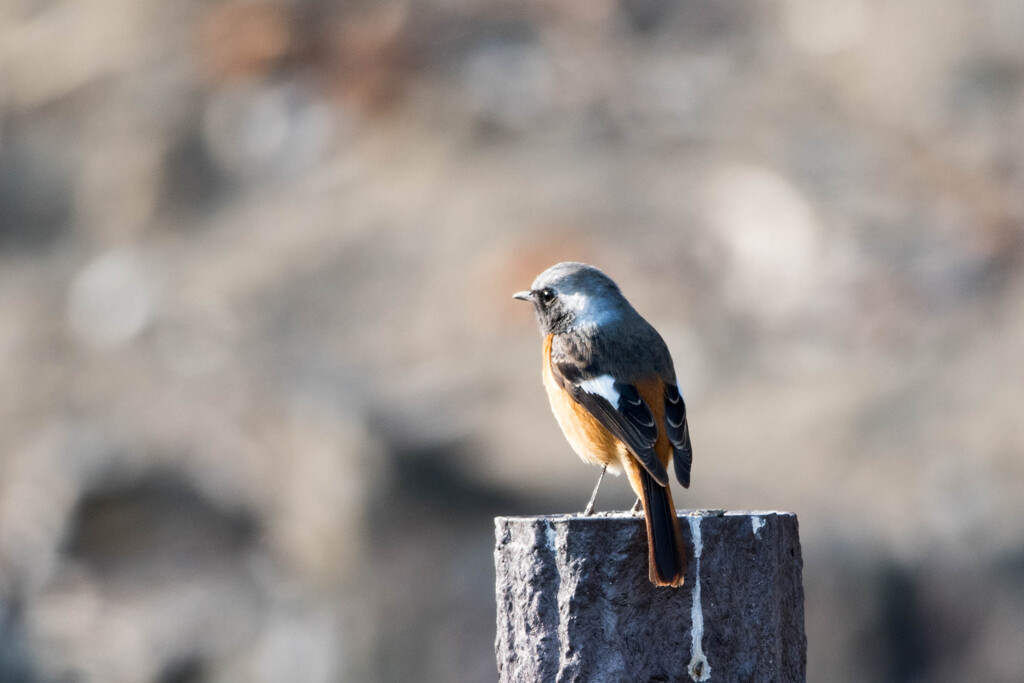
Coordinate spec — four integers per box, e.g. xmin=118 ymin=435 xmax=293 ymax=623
xmin=495 ymin=509 xmax=796 ymax=525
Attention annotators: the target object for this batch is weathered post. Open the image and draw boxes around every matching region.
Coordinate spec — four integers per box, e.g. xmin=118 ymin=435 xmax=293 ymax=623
xmin=494 ymin=510 xmax=806 ymax=682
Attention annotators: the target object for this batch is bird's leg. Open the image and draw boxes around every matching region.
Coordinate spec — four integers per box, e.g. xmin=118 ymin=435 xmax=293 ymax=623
xmin=582 ymin=465 xmax=607 ymax=516
xmin=630 ymin=497 xmax=643 ymax=515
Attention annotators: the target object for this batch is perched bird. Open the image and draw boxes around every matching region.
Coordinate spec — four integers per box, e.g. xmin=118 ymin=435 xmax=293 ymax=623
xmin=514 ymin=262 xmax=692 ymax=587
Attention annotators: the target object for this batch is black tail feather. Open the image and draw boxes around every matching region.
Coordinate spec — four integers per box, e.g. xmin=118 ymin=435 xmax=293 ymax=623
xmin=640 ymin=468 xmax=687 ymax=586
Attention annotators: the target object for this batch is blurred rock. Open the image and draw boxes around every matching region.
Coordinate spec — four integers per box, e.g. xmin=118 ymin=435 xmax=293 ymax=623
xmin=0 ymin=1 xmax=1022 ymax=681
xmin=455 ymin=25 xmax=556 ymax=132
xmin=198 ymin=1 xmax=292 ymax=83
xmin=0 ymin=601 xmax=35 ymax=683
xmin=1 ymin=0 xmax=150 ymax=109
xmin=701 ymin=163 xmax=825 ymax=323
xmin=160 ymin=129 xmax=230 ymax=219
xmin=202 ymin=80 xmax=337 ymax=182
xmin=783 ymin=0 xmax=868 ymax=56
xmin=67 ymin=248 xmax=160 ymax=350
xmin=0 ymin=128 xmax=73 ymax=252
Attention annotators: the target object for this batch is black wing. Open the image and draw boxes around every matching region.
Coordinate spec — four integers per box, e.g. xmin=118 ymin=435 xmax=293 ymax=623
xmin=664 ymin=382 xmax=692 ymax=488
xmin=552 ymin=362 xmax=669 ymax=486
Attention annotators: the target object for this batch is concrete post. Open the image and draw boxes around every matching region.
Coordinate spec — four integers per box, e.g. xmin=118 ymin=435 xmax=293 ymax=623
xmin=494 ymin=510 xmax=806 ymax=682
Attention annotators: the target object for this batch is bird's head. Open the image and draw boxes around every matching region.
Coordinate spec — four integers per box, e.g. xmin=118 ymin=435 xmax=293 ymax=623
xmin=513 ymin=262 xmax=624 ymax=335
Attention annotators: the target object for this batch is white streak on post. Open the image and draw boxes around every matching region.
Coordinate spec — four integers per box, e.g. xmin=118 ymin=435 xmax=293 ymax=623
xmin=545 ymin=520 xmax=557 ymax=554
xmin=687 ymin=516 xmax=711 ymax=682
xmin=752 ymin=515 xmax=765 ymax=536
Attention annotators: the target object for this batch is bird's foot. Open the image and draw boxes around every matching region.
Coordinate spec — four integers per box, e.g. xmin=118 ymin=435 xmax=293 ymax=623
xmin=581 ymin=465 xmax=607 ymax=517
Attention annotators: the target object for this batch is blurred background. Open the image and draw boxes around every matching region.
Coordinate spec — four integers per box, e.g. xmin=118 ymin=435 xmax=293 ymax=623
xmin=0 ymin=0 xmax=1022 ymax=681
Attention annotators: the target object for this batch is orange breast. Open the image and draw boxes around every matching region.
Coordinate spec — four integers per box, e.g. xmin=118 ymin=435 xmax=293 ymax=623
xmin=542 ymin=334 xmax=624 ymax=471
xmin=541 ymin=335 xmax=674 ymax=479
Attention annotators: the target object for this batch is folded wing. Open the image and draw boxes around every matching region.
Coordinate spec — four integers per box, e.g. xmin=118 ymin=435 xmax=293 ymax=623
xmin=551 ymin=364 xmax=669 ymax=486
xmin=663 ymin=382 xmax=692 ymax=488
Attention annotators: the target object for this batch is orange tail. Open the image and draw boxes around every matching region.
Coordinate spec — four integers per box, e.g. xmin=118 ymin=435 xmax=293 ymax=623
xmin=638 ymin=467 xmax=687 ymax=587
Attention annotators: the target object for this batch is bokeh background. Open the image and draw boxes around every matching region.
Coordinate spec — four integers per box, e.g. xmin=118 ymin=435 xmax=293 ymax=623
xmin=1 ymin=0 xmax=1022 ymax=681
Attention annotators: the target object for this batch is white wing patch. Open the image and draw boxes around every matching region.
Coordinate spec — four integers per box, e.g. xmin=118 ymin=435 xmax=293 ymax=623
xmin=579 ymin=374 xmax=620 ymax=406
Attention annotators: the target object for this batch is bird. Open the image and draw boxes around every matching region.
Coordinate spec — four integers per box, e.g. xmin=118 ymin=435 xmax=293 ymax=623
xmin=514 ymin=262 xmax=692 ymax=587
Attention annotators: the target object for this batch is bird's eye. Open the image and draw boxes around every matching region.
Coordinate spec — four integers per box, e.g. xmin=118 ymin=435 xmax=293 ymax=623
xmin=539 ymin=288 xmax=555 ymax=304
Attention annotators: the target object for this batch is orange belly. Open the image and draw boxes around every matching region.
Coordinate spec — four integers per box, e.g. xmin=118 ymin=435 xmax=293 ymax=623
xmin=542 ymin=335 xmax=625 ymax=472
xmin=541 ymin=334 xmax=672 ymax=482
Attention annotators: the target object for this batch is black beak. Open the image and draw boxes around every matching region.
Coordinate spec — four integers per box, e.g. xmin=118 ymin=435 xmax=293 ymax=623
xmin=512 ymin=290 xmax=533 ymax=302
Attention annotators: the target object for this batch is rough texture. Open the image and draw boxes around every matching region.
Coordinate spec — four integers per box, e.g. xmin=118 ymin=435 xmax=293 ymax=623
xmin=495 ymin=510 xmax=806 ymax=683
